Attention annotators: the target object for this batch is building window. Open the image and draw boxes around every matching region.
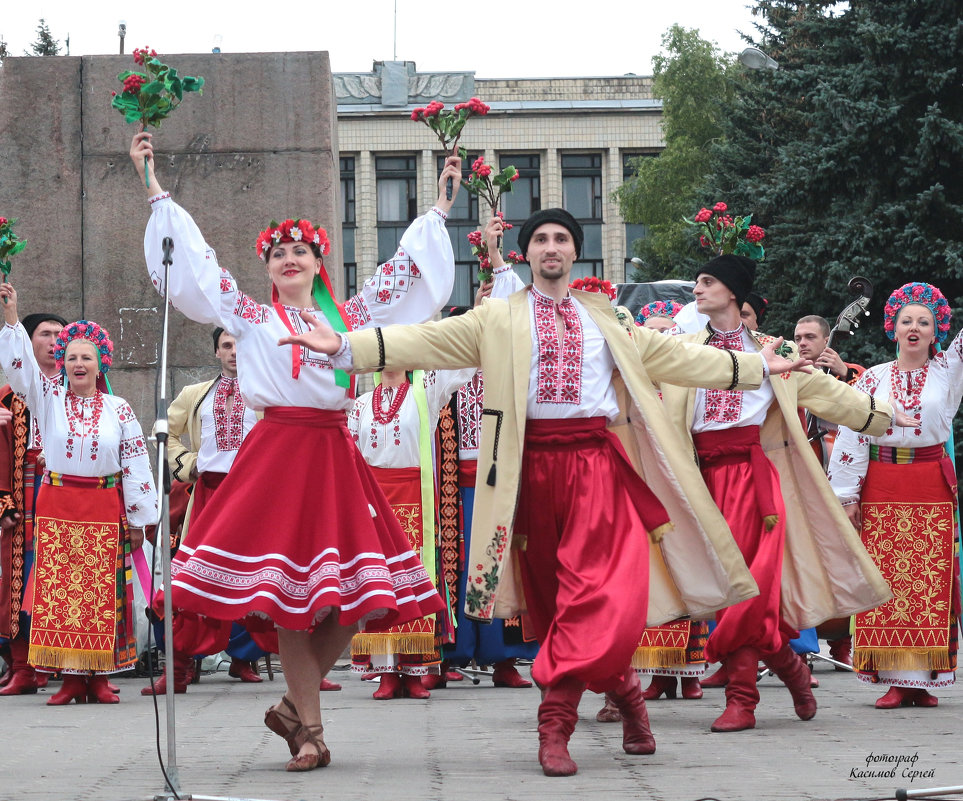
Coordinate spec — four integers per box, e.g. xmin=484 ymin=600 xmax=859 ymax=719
xmin=622 ymin=152 xmax=651 ymax=281
xmin=340 ymin=156 xmax=357 ymax=296
xmin=376 ymin=155 xmax=418 ymax=263
xmin=500 ymin=154 xmax=540 ymax=284
xmin=439 ymin=155 xmax=481 ymax=308
xmin=562 ymin=153 xmax=603 ymax=279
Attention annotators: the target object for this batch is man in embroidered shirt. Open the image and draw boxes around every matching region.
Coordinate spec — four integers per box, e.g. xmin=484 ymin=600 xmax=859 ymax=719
xmin=658 ymin=255 xmax=893 ymax=734
xmin=143 ymin=327 xmax=290 ymax=694
xmin=0 ymin=312 xmax=67 ymax=696
xmin=280 ymin=208 xmax=821 ymax=776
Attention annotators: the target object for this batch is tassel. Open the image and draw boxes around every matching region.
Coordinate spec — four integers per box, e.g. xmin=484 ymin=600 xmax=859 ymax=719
xmin=853 ymin=647 xmax=951 ymax=673
xmin=631 ymin=647 xmax=687 ymax=670
xmin=763 ymin=514 xmax=779 ymax=532
xmin=486 ymin=463 xmax=496 ymax=486
xmin=648 ymin=521 xmax=674 ymax=543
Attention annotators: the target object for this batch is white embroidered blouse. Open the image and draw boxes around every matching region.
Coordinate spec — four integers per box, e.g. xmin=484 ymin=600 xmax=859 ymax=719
xmin=828 ymin=330 xmax=963 ymax=503
xmin=348 ymin=368 xmax=475 ymax=469
xmin=0 ymin=323 xmax=158 ymax=528
xmin=195 ymin=376 xmax=259 ymax=474
xmin=144 ymin=194 xmax=455 ymax=412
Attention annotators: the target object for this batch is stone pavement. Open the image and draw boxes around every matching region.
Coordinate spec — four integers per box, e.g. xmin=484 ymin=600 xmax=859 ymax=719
xmin=1 ymin=656 xmax=960 ymax=801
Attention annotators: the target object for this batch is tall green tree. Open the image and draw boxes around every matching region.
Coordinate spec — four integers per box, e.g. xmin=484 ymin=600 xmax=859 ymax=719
xmin=0 ymin=37 xmax=9 ymax=61
xmin=27 ymin=18 xmax=61 ymax=56
xmin=705 ymin=0 xmax=963 ymax=369
xmin=614 ymin=26 xmax=735 ymax=281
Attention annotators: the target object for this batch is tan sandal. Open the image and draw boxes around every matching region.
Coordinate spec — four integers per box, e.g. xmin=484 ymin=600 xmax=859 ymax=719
xmin=264 ymin=697 xmax=302 ymax=756
xmin=285 ymin=723 xmax=331 ymax=772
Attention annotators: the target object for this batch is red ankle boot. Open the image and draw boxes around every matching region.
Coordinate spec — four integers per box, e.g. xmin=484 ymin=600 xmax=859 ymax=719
xmin=537 ymin=677 xmax=584 ymax=776
xmin=641 ymin=674 xmax=677 ymax=700
xmin=0 ymin=640 xmax=39 ymax=696
xmin=595 ymin=694 xmax=621 ymax=722
xmin=701 ymin=664 xmax=729 ymax=688
xmin=711 ymin=647 xmax=759 ymax=732
xmin=609 ymin=671 xmax=657 ymax=754
xmin=319 ymin=677 xmax=342 ymax=691
xmin=88 ymin=674 xmax=120 ymax=704
xmin=142 ymin=652 xmax=193 ymax=695
xmin=47 ymin=674 xmax=89 ymax=706
xmin=681 ymin=677 xmax=704 ymax=699
xmin=763 ymin=644 xmax=817 ymax=720
xmin=229 ymin=658 xmax=262 ymax=683
xmin=403 ymin=674 xmax=430 ymax=699
xmin=492 ymin=659 xmax=532 ymax=688
xmin=875 ymin=686 xmax=914 ymax=709
xmin=372 ymin=672 xmax=402 ymax=700
xmin=828 ymin=636 xmax=853 ymax=671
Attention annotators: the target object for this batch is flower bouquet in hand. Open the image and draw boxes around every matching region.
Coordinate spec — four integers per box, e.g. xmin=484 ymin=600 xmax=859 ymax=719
xmin=570 ymin=275 xmax=616 ymax=301
xmin=684 ymin=202 xmax=765 ymax=260
xmin=462 ymin=156 xmax=518 ymax=216
xmin=467 ymin=215 xmax=525 ymax=282
xmin=0 ymin=215 xmax=27 ymax=276
xmin=111 ymin=47 xmax=205 ymax=187
xmin=411 ymin=97 xmax=490 ymax=199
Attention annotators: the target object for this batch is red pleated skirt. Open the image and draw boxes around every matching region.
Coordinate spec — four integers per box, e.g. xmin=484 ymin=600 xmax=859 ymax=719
xmin=169 ymin=407 xmax=445 ymax=632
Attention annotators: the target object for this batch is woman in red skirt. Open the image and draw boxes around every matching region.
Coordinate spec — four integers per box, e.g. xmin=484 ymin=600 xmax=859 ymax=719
xmin=829 ymin=282 xmax=961 ymax=709
xmin=130 ymin=133 xmax=459 ymax=770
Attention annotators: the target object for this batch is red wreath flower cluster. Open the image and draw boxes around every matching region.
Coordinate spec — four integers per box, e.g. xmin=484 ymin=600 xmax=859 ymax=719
xmin=454 ymin=97 xmax=490 ymax=115
xmin=123 ymin=74 xmax=147 ymax=94
xmin=467 ymin=213 xmax=523 ymax=282
xmin=685 ymin=201 xmax=766 ymax=260
xmin=132 ymin=47 xmax=157 ymax=66
xmin=471 ymin=156 xmax=492 ymax=178
xmin=411 ymin=100 xmax=446 ymax=121
xmin=570 ymin=276 xmax=616 ymax=300
xmin=54 ymin=320 xmax=114 ymax=375
xmin=255 ymin=219 xmax=331 ymax=261
xmin=883 ymin=282 xmax=952 ymax=343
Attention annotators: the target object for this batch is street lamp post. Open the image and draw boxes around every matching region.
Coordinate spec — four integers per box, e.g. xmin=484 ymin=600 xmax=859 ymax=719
xmin=118 ymin=21 xmax=126 ymax=55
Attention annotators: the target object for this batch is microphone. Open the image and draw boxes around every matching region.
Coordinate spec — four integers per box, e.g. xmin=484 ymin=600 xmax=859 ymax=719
xmin=162 ymin=237 xmax=174 ymax=266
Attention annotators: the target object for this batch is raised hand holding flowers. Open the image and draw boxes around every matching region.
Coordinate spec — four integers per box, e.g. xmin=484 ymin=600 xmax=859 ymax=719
xmin=411 ymin=97 xmax=490 ymax=199
xmin=462 ymin=156 xmax=519 ymax=217
xmin=469 ymin=213 xmax=524 ymax=282
xmin=111 ymin=47 xmax=205 ymax=187
xmin=684 ymin=201 xmax=765 ymax=261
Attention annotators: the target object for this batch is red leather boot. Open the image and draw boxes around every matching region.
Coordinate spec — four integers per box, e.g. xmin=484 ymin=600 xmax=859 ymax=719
xmin=681 ymin=677 xmax=704 ymax=699
xmin=229 ymin=658 xmax=263 ymax=683
xmin=609 ymin=671 xmax=656 ymax=755
xmin=537 ymin=677 xmax=584 ymax=776
xmin=701 ymin=664 xmax=729 ymax=688
xmin=595 ymin=694 xmax=621 ymax=722
xmin=0 ymin=639 xmax=39 ymax=695
xmin=828 ymin=636 xmax=853 ymax=671
xmin=641 ymin=674 xmax=677 ymax=700
xmin=875 ymin=686 xmax=915 ymax=709
xmin=141 ymin=652 xmax=194 ymax=695
xmin=492 ymin=659 xmax=532 ymax=688
xmin=403 ymin=673 xmax=430 ymax=699
xmin=88 ymin=674 xmax=120 ymax=704
xmin=710 ymin=647 xmax=760 ymax=732
xmin=762 ymin=643 xmax=817 ymax=720
xmin=372 ymin=672 xmax=402 ymax=699
xmin=47 ymin=674 xmax=89 ymax=706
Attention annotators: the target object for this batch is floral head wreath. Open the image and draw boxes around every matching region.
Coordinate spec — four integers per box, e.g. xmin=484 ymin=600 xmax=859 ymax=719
xmin=883 ymin=282 xmax=952 ymax=343
xmin=255 ymin=219 xmax=331 ymax=261
xmin=635 ymin=300 xmax=684 ymax=326
xmin=54 ymin=320 xmax=114 ymax=375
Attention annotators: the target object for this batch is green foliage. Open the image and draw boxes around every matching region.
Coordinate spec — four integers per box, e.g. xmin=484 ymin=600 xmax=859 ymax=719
xmin=614 ymin=25 xmax=736 ymax=279
xmin=27 ymin=18 xmax=60 ymax=56
xmin=704 ymin=0 xmax=963 ymax=370
xmin=0 ymin=37 xmax=9 ymax=61
xmin=111 ymin=52 xmax=205 ymax=129
xmin=0 ymin=217 xmax=27 ymax=280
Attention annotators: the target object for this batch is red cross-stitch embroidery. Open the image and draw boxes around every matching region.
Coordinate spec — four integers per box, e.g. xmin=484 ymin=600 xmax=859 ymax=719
xmin=213 ymin=377 xmax=246 ymax=452
xmin=342 ymin=293 xmax=370 ymax=329
xmin=457 ymin=373 xmax=484 ymax=452
xmin=534 ymin=293 xmax=582 ymax=405
xmin=704 ymin=329 xmax=744 ymax=424
xmin=374 ymin=252 xmax=422 ymax=306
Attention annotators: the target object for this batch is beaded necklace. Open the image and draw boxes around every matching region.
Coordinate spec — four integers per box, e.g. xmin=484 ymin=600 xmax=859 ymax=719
xmin=890 ymin=360 xmax=928 ymax=410
xmin=371 ymin=381 xmax=410 ymax=425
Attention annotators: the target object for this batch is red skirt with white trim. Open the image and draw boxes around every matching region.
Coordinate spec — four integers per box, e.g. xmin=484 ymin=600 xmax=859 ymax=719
xmin=169 ymin=407 xmax=445 ymax=632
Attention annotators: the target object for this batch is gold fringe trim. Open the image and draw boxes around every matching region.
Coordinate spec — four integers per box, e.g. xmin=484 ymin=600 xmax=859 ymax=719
xmin=853 ymin=647 xmax=952 ymax=673
xmin=350 ymin=632 xmax=436 ymax=656
xmin=648 ymin=521 xmax=674 ymax=544
xmin=28 ymin=645 xmax=116 ymax=672
xmin=631 ymin=647 xmax=687 ymax=670
xmin=763 ymin=514 xmax=779 ymax=532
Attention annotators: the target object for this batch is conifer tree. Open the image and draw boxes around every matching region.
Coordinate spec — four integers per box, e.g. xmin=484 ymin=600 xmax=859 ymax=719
xmin=27 ymin=18 xmax=61 ymax=56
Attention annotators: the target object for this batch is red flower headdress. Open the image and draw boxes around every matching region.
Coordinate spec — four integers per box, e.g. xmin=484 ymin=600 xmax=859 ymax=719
xmin=635 ymin=300 xmax=684 ymax=326
xmin=255 ymin=219 xmax=331 ymax=261
xmin=54 ymin=320 xmax=114 ymax=375
xmin=883 ymin=282 xmax=952 ymax=343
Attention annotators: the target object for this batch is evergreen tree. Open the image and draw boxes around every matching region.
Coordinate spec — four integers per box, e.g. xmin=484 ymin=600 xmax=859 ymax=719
xmin=0 ymin=37 xmax=9 ymax=61
xmin=27 ymin=18 xmax=61 ymax=56
xmin=705 ymin=0 xmax=963 ymax=371
xmin=614 ymin=26 xmax=735 ymax=281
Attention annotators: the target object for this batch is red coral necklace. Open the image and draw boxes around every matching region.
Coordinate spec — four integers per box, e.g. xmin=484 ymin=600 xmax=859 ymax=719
xmin=371 ymin=382 xmax=409 ymax=425
xmin=890 ymin=360 xmax=928 ymax=410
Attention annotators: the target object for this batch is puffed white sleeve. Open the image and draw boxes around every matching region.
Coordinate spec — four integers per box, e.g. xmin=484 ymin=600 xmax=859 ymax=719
xmin=0 ymin=322 xmax=58 ymax=421
xmin=940 ymin=328 xmax=963 ymax=405
xmin=341 ymin=208 xmax=454 ymax=330
xmin=424 ymin=368 xmax=476 ymax=416
xmin=491 ymin=264 xmax=526 ymax=298
xmin=144 ymin=194 xmax=268 ymax=338
xmin=116 ymin=401 xmax=158 ymax=528
xmin=827 ymin=369 xmax=875 ymax=504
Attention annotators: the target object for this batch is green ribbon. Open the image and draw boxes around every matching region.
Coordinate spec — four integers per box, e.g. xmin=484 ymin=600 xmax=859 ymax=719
xmin=311 ymin=272 xmax=352 ymax=393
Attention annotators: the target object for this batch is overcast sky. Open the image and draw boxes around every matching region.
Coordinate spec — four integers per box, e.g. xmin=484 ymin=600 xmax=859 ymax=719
xmin=2 ymin=0 xmax=764 ymax=78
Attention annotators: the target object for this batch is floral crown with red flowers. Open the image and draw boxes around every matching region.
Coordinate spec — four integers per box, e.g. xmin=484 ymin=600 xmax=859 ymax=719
xmin=54 ymin=320 xmax=114 ymax=375
xmin=883 ymin=282 xmax=952 ymax=343
xmin=255 ymin=219 xmax=331 ymax=261
xmin=635 ymin=300 xmax=684 ymax=325
xmin=569 ymin=275 xmax=616 ymax=301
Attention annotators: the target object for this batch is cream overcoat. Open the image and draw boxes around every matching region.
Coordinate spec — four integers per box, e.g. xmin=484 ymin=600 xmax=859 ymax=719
xmin=659 ymin=326 xmax=894 ymax=630
xmin=347 ymin=288 xmax=765 ymax=625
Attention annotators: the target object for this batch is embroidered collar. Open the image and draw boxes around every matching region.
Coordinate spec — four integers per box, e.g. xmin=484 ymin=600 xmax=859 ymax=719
xmin=531 ymin=285 xmax=574 ymax=309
